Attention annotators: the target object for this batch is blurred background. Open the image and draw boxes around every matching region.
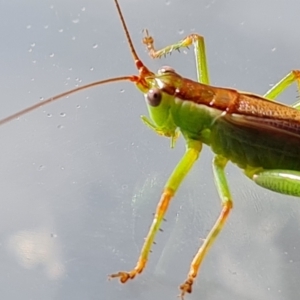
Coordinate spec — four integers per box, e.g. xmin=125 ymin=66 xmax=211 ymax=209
xmin=1 ymin=0 xmax=300 ymax=299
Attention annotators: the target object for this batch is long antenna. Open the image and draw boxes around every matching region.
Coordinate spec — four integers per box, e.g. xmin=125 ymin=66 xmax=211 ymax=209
xmin=0 ymin=76 xmax=136 ymax=126
xmin=0 ymin=0 xmax=149 ymax=127
xmin=114 ymin=0 xmax=144 ymax=71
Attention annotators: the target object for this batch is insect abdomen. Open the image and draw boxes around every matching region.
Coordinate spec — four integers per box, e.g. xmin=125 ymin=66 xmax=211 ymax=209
xmin=210 ymin=117 xmax=300 ymax=171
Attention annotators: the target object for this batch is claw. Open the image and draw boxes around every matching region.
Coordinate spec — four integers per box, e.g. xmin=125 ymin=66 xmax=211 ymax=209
xmin=179 ymin=278 xmax=193 ymax=299
xmin=109 ymin=271 xmax=134 ymax=283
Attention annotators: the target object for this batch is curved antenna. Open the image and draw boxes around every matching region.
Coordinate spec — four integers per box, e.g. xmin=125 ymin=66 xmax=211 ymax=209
xmin=0 ymin=76 xmax=137 ymax=126
xmin=0 ymin=0 xmax=150 ymax=127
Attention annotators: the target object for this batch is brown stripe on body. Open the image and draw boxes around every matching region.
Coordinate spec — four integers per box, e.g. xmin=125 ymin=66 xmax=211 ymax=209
xmin=160 ymin=75 xmax=241 ymax=111
xmin=232 ymin=92 xmax=300 ymax=135
xmin=159 ymin=73 xmax=300 ymax=135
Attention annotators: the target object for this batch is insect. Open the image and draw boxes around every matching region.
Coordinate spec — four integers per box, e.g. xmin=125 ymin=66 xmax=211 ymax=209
xmin=2 ymin=0 xmax=300 ymax=299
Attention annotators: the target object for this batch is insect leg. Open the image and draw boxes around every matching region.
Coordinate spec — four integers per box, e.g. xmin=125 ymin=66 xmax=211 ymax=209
xmin=180 ymin=155 xmax=233 ymax=299
xmin=142 ymin=30 xmax=210 ymax=84
xmin=110 ymin=140 xmax=202 ymax=283
xmin=263 ymin=70 xmax=300 ymax=108
xmin=249 ymin=169 xmax=300 ymax=196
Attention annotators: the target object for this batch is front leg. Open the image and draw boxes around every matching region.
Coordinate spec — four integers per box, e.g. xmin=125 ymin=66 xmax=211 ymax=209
xmin=110 ymin=140 xmax=202 ymax=283
xmin=142 ymin=29 xmax=210 ymax=85
xmin=180 ymin=155 xmax=233 ymax=299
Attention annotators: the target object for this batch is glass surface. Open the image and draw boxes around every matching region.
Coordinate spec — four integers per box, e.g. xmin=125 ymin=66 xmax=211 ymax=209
xmin=1 ymin=0 xmax=300 ymax=299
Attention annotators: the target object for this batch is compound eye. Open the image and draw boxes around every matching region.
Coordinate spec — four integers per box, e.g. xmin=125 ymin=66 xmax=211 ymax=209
xmin=146 ymin=88 xmax=162 ymax=107
xmin=158 ymin=66 xmax=176 ymax=75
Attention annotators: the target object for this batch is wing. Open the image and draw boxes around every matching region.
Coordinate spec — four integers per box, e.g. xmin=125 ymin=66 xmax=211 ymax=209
xmin=226 ymin=92 xmax=300 ymax=138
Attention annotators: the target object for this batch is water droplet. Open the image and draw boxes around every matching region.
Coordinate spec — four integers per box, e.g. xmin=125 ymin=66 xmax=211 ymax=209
xmin=31 ymin=43 xmax=35 ymax=47
xmin=32 ymin=60 xmax=37 ymax=64
xmin=58 ymin=29 xmax=63 ymax=33
xmin=39 ymin=97 xmax=44 ymax=101
xmin=72 ymin=19 xmax=79 ymax=24
xmin=76 ymin=105 xmax=81 ymax=109
xmin=92 ymin=44 xmax=98 ymax=49
xmin=44 ymin=25 xmax=49 ymax=29
xmin=60 ymin=112 xmax=66 ymax=117
xmin=81 ymin=7 xmax=86 ymax=11
xmin=47 ymin=113 xmax=52 ymax=117
xmin=28 ymin=48 xmax=32 ymax=53
xmin=90 ymin=67 xmax=94 ymax=71
xmin=31 ymin=78 xmax=35 ymax=81
xmin=49 ymin=53 xmax=54 ymax=58
xmin=120 ymin=89 xmax=125 ymax=93
xmin=72 ymin=36 xmax=76 ymax=41
xmin=165 ymin=0 xmax=171 ymax=5
xmin=26 ymin=25 xmax=32 ymax=29
xmin=271 ymin=47 xmax=276 ymax=52
xmin=50 ymin=233 xmax=57 ymax=238
xmin=57 ymin=124 xmax=64 ymax=129
xmin=38 ymin=165 xmax=45 ymax=171
xmin=178 ymin=29 xmax=184 ymax=35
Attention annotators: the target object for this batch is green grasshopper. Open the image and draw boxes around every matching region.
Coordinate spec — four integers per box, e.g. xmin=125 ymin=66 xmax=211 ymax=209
xmin=1 ymin=0 xmax=300 ymax=298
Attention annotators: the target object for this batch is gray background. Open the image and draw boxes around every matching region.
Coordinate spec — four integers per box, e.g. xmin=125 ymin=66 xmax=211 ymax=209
xmin=1 ymin=0 xmax=300 ymax=299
